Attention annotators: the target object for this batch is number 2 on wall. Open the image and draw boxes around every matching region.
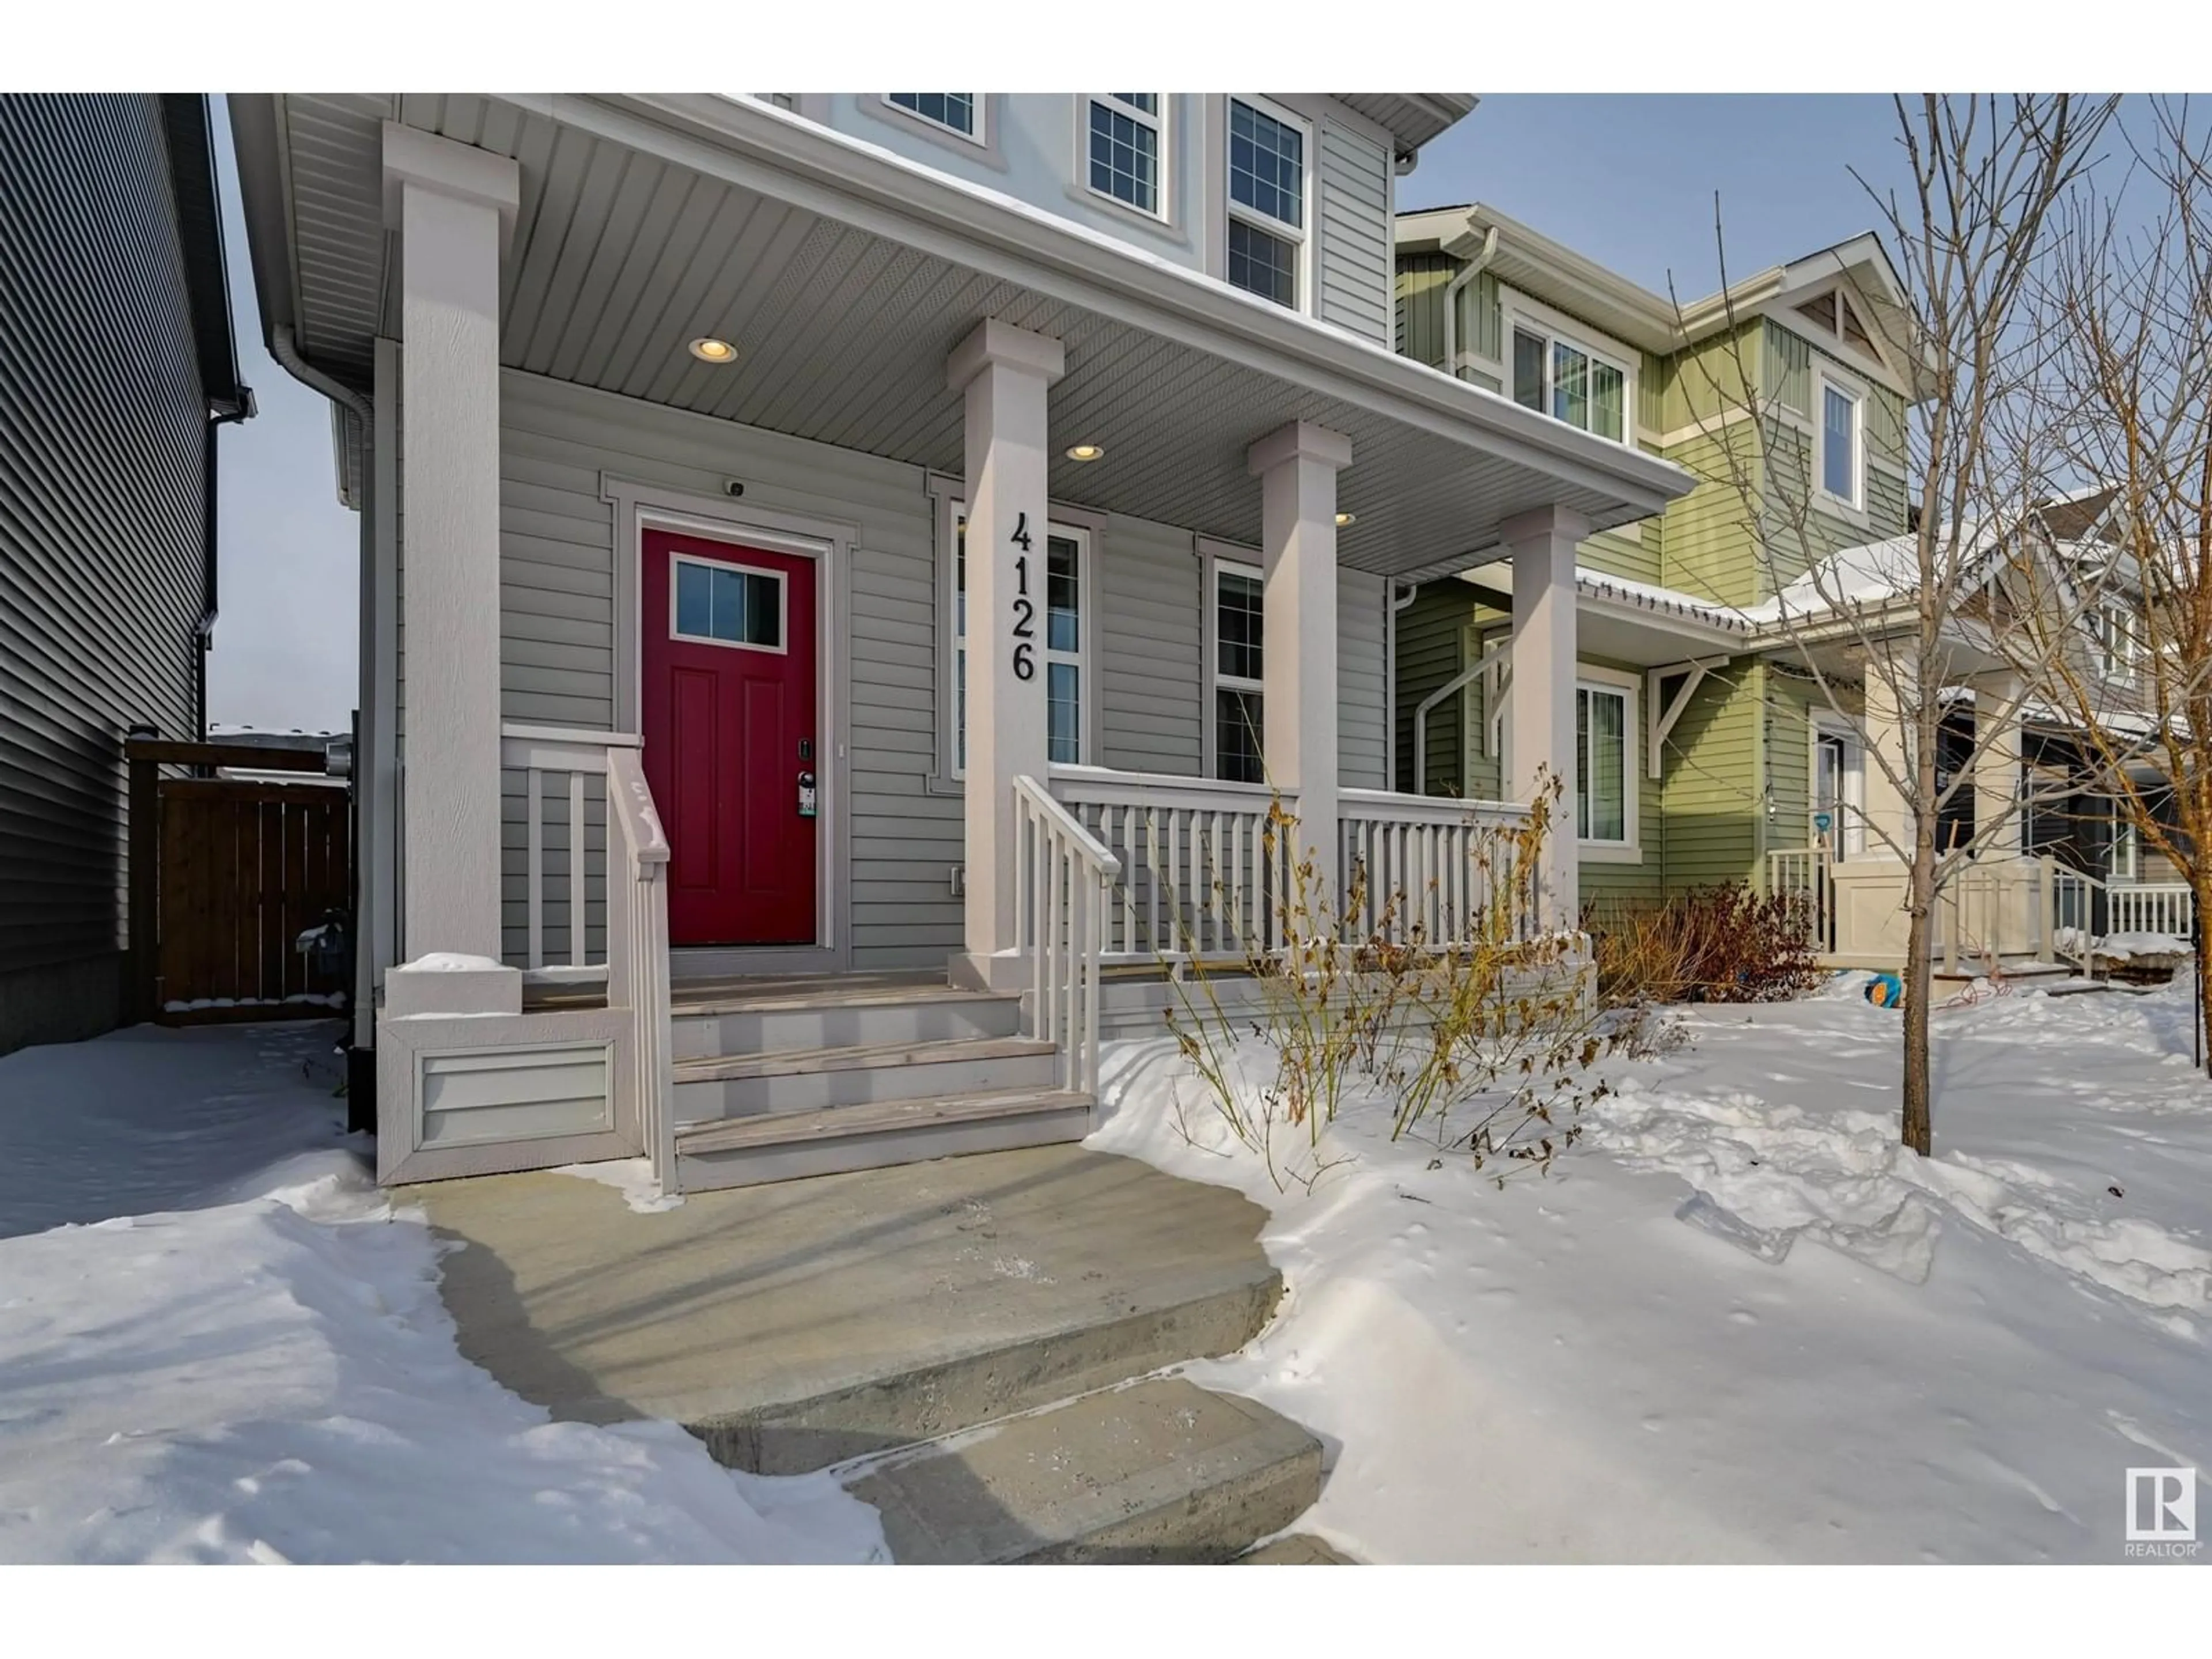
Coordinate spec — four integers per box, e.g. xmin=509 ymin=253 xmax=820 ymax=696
xmin=1011 ymin=539 xmax=1035 ymax=677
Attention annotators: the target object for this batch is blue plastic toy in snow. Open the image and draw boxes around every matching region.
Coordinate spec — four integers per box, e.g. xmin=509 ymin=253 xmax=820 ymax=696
xmin=1864 ymin=971 xmax=1904 ymax=1008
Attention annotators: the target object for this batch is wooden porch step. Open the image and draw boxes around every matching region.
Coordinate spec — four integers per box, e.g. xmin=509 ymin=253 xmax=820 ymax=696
xmin=675 ymin=1086 xmax=1090 ymax=1158
xmin=673 ymin=1033 xmax=1054 ymax=1083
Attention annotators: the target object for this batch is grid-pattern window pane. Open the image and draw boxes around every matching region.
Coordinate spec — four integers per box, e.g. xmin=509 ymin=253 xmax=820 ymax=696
xmin=1513 ymin=329 xmax=1546 ymax=412
xmin=1111 ymin=94 xmax=1158 ymax=115
xmin=1589 ymin=361 xmax=1625 ymax=441
xmin=1228 ymin=219 xmax=1297 ymax=308
xmin=1047 ymin=535 xmax=1080 ymax=652
xmin=1823 ymin=386 xmax=1857 ymax=498
xmin=1215 ymin=568 xmax=1264 ymax=683
xmin=1577 ymin=687 xmax=1627 ymax=843
xmin=1217 ymin=688 xmax=1266 ymax=785
xmin=1552 ymin=341 xmax=1590 ymax=430
xmin=888 ymin=93 xmax=974 ymax=134
xmin=1048 ymin=662 xmax=1081 ymax=764
xmin=1228 ymin=100 xmax=1302 ymax=228
xmin=674 ymin=560 xmax=781 ymax=648
xmin=1089 ymin=100 xmax=1158 ymax=213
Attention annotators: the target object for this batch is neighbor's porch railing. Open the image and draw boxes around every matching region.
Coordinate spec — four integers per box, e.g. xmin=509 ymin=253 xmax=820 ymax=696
xmin=501 ymin=724 xmax=676 ymax=1194
xmin=1765 ymin=846 xmax=1835 ymax=953
xmin=1014 ymin=775 xmax=1119 ymax=1098
xmin=1339 ymin=787 xmax=1532 ymax=946
xmin=2108 ymin=883 xmax=2194 ymax=938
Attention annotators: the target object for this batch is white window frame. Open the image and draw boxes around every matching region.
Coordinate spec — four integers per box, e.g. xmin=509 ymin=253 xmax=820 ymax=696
xmin=2111 ymin=815 xmax=2141 ymax=882
xmin=1490 ymin=661 xmax=1643 ymax=862
xmin=668 ymin=551 xmax=790 ymax=656
xmin=1574 ymin=670 xmax=1639 ymax=855
xmin=881 ymin=93 xmax=986 ymax=146
xmin=2095 ymin=597 xmax=2141 ymax=683
xmin=1081 ymin=94 xmax=1169 ymax=224
xmin=939 ymin=495 xmax=1096 ymax=780
xmin=1501 ymin=295 xmax=1637 ymax=447
xmin=1200 ymin=543 xmax=1267 ymax=782
xmin=1816 ymin=366 xmax=1868 ymax=515
xmin=1223 ymin=94 xmax=1312 ymax=314
xmin=1810 ymin=714 xmax=1869 ymax=861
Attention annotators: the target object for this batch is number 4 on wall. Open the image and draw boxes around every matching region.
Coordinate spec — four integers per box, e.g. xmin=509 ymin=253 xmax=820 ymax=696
xmin=1009 ymin=511 xmax=1032 ymax=551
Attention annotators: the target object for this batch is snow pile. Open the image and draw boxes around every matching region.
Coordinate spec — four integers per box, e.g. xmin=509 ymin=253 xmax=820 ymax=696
xmin=0 ymin=1022 xmax=885 ymax=1563
xmin=1093 ymin=983 xmax=2212 ymax=1563
xmin=2097 ymin=931 xmax=2190 ymax=961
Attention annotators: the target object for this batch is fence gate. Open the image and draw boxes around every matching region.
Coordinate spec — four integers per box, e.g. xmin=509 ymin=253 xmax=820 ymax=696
xmin=126 ymin=738 xmax=354 ymax=1026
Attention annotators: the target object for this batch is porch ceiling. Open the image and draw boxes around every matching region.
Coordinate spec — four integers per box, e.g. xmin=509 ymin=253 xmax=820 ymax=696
xmin=236 ymin=93 xmax=1687 ymax=579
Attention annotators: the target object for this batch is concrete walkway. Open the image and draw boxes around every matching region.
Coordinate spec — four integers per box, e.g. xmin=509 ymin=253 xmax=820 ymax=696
xmin=409 ymin=1143 xmax=1285 ymax=1476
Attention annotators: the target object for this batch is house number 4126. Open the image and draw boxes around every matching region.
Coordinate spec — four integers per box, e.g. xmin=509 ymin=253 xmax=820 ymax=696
xmin=1010 ymin=512 xmax=1036 ymax=680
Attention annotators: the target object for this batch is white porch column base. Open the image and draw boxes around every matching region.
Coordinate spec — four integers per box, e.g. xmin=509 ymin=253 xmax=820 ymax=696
xmin=1971 ymin=671 xmax=2024 ymax=858
xmin=1502 ymin=505 xmax=1588 ymax=932
xmin=948 ymin=319 xmax=1065 ymax=986
xmin=384 ymin=123 xmax=519 ymax=1004
xmin=1248 ymin=421 xmax=1353 ymax=925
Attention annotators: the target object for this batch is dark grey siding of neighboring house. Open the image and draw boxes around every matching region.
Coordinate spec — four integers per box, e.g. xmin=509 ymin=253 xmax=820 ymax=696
xmin=0 ymin=95 xmax=226 ymax=1052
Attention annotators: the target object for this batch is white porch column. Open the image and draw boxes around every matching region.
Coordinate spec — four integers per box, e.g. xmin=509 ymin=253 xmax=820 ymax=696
xmin=949 ymin=319 xmax=1065 ymax=986
xmin=1971 ymin=671 xmax=2024 ymax=857
xmin=382 ymin=124 xmax=519 ymax=1005
xmin=1502 ymin=505 xmax=1588 ymax=931
xmin=1860 ymin=649 xmax=1918 ymax=860
xmin=1248 ymin=421 xmax=1353 ymax=916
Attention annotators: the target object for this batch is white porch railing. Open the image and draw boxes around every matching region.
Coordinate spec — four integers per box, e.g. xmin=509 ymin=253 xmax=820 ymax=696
xmin=1765 ymin=847 xmax=1834 ymax=952
xmin=1050 ymin=767 xmax=1288 ymax=962
xmin=1340 ymin=788 xmax=1532 ymax=946
xmin=2108 ymin=884 xmax=2194 ymax=937
xmin=501 ymin=724 xmax=675 ymax=1195
xmin=1014 ymin=775 xmax=1119 ymax=1098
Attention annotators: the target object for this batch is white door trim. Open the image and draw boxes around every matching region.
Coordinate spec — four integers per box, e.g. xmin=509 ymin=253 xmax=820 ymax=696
xmin=601 ymin=473 xmax=854 ymax=974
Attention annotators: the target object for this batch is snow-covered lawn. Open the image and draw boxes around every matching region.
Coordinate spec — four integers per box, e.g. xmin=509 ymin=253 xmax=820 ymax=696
xmin=1093 ymin=975 xmax=2212 ymax=1565
xmin=0 ymin=1021 xmax=886 ymax=1564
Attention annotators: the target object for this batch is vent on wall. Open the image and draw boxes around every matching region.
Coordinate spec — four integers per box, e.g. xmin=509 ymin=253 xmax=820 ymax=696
xmin=419 ymin=1043 xmax=612 ymax=1148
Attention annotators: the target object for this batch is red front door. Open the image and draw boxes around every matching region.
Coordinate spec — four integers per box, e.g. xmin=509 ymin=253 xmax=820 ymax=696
xmin=641 ymin=529 xmax=819 ymax=946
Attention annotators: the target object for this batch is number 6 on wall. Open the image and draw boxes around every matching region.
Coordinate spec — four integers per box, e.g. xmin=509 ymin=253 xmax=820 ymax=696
xmin=1013 ymin=641 xmax=1035 ymax=680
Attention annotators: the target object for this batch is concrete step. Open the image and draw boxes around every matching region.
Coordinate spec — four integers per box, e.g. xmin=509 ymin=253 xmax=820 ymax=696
xmin=672 ymin=984 xmax=1024 ymax=1060
xmin=675 ymin=1087 xmax=1096 ymax=1195
xmin=673 ymin=1035 xmax=1061 ymax=1116
xmin=840 ymin=1378 xmax=1323 ymax=1564
xmin=1240 ymin=1533 xmax=1356 ymax=1564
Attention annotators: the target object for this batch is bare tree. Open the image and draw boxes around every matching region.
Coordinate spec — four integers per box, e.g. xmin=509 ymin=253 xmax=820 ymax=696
xmin=2012 ymin=99 xmax=2212 ymax=1067
xmin=1681 ymin=95 xmax=2116 ymax=1156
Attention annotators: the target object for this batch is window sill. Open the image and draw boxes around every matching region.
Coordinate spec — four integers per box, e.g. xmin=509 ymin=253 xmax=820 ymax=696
xmin=1578 ymin=842 xmax=1643 ymax=865
xmin=1815 ymin=489 xmax=1872 ymax=531
xmin=1070 ymin=179 xmax=1183 ymax=242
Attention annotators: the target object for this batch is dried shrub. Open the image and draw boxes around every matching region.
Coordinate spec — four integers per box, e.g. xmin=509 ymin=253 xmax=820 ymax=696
xmin=1164 ymin=773 xmax=1648 ymax=1192
xmin=1586 ymin=885 xmax=1825 ymax=1007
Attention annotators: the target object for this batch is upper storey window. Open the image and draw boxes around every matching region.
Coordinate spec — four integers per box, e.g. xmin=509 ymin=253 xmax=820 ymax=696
xmin=1226 ymin=97 xmax=1307 ymax=310
xmin=885 ymin=93 xmax=980 ymax=142
xmin=1511 ymin=323 xmax=1627 ymax=443
xmin=1086 ymin=95 xmax=1164 ymax=218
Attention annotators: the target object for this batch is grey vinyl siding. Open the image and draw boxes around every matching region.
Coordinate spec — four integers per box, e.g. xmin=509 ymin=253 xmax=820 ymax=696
xmin=484 ymin=372 xmax=1400 ymax=970
xmin=1338 ymin=567 xmax=1388 ymax=790
xmin=1393 ymin=583 xmax=1468 ymax=796
xmin=0 ymin=95 xmax=207 ymax=1041
xmin=494 ymin=370 xmax=959 ymax=969
xmin=1317 ymin=121 xmax=1393 ymax=346
xmin=1099 ymin=516 xmax=1202 ymax=775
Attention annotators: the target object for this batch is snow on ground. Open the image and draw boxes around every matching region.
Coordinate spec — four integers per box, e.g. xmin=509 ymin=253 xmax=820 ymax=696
xmin=0 ymin=1021 xmax=885 ymax=1563
xmin=1092 ymin=975 xmax=2212 ymax=1564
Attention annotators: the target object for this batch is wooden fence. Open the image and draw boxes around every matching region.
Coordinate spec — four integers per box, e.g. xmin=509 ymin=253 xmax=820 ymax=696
xmin=126 ymin=738 xmax=353 ymax=1025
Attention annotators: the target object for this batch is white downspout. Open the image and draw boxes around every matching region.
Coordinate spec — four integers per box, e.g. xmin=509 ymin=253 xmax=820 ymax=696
xmin=1440 ymin=224 xmax=1499 ymax=381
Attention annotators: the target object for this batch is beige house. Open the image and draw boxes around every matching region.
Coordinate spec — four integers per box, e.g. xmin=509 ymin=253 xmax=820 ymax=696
xmin=231 ymin=93 xmax=1691 ymax=1198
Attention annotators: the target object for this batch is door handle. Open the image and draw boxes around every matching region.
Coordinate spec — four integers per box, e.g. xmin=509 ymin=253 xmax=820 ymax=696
xmin=797 ymin=770 xmax=817 ymax=820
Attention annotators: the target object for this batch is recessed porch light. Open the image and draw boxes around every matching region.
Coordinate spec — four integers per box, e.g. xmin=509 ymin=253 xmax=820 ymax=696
xmin=1335 ymin=512 xmax=1357 ymax=527
xmin=688 ymin=337 xmax=738 ymax=364
xmin=1065 ymin=443 xmax=1105 ymax=462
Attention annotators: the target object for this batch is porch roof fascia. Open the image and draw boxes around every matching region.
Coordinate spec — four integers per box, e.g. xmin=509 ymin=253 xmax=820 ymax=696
xmin=522 ymin=93 xmax=1692 ymax=527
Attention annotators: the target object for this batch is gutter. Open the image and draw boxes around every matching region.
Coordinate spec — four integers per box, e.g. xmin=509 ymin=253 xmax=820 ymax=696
xmin=1439 ymin=224 xmax=1498 ymax=382
xmin=196 ymin=395 xmax=256 ymax=738
xmin=551 ymin=93 xmax=1691 ymax=516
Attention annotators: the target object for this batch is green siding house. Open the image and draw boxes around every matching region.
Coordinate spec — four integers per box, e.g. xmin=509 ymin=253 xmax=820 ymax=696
xmin=1391 ymin=203 xmax=1920 ymax=916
